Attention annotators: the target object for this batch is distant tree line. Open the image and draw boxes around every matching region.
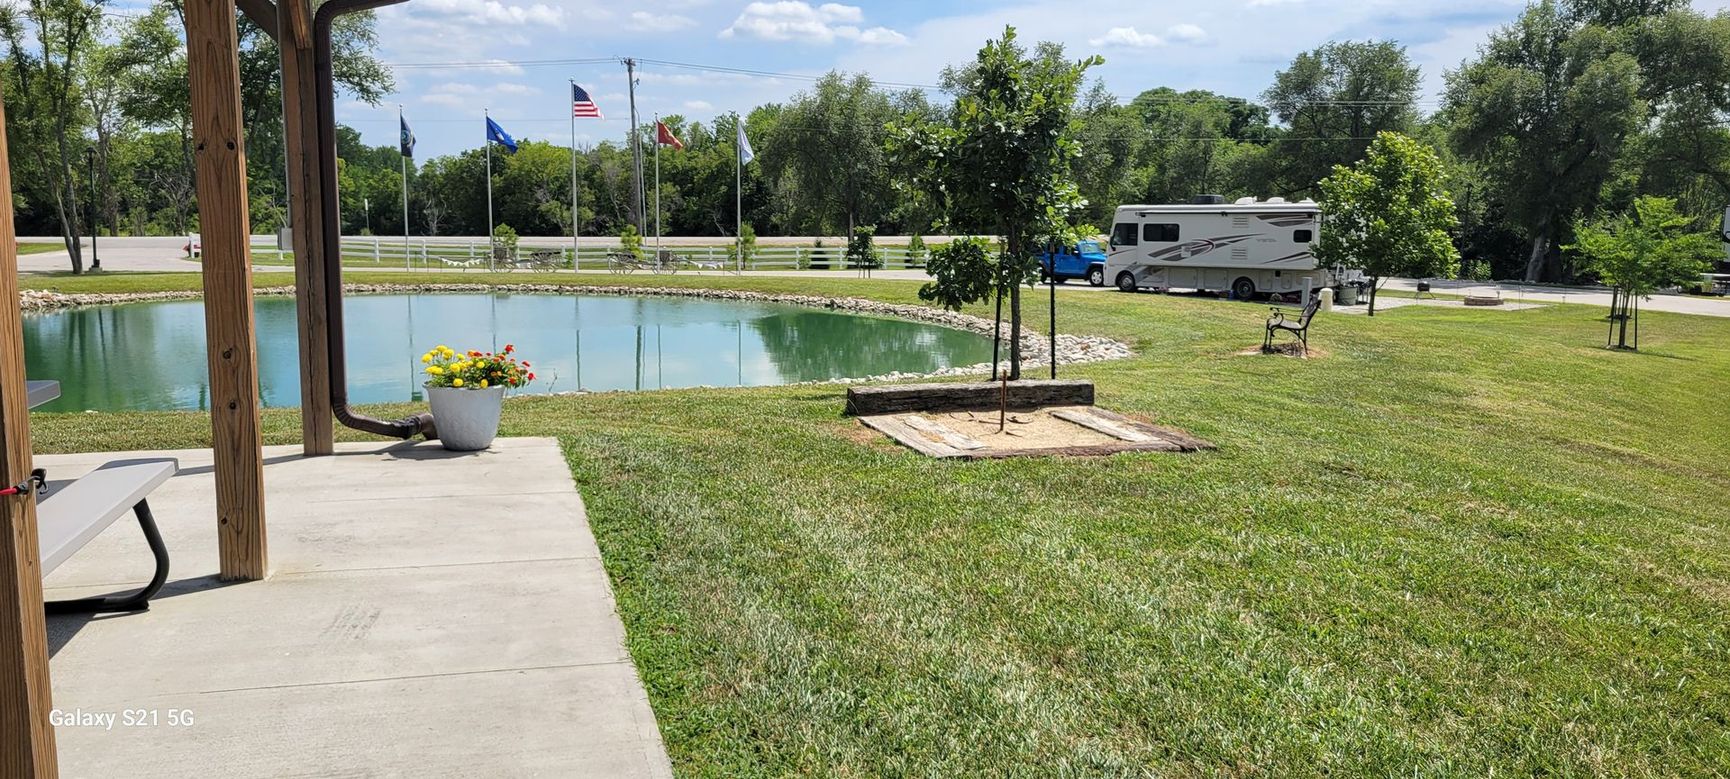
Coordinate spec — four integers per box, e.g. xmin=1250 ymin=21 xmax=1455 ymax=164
xmin=5 ymin=0 xmax=1729 ymax=283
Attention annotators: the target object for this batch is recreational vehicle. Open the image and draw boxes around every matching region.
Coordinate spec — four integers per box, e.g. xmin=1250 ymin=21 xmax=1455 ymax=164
xmin=1105 ymin=196 xmax=1360 ymax=299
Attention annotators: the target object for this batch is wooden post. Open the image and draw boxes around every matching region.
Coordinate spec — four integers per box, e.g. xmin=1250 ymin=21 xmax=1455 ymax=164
xmin=187 ymin=0 xmax=268 ymax=581
xmin=281 ymin=0 xmax=331 ymax=456
xmin=0 ymin=85 xmax=59 ymax=778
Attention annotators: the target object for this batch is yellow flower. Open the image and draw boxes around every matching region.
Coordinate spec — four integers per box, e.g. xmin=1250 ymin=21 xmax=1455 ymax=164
xmin=421 ymin=353 xmax=433 ymax=363
xmin=425 ymin=366 xmax=443 ymax=375
xmin=452 ymin=378 xmax=464 ymax=388
xmin=479 ymin=379 xmax=489 ymax=388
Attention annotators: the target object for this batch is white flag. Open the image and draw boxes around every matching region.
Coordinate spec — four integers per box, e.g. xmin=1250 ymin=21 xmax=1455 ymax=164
xmin=737 ymin=121 xmax=755 ymax=165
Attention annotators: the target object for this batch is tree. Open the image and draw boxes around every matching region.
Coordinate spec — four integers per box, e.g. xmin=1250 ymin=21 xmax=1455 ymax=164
xmin=1443 ymin=1 xmax=1645 ymax=282
xmin=890 ymin=28 xmax=1098 ymax=380
xmin=1567 ymin=196 xmax=1716 ymax=348
xmin=1315 ymin=132 xmax=1461 ymax=316
xmin=2 ymin=0 xmax=101 ymax=272
xmin=1263 ymin=41 xmax=1421 ymax=198
xmin=760 ymin=72 xmax=897 ymax=234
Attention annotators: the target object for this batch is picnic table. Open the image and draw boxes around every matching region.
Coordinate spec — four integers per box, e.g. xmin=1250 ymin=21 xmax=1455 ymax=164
xmin=27 ymin=380 xmax=59 ymax=409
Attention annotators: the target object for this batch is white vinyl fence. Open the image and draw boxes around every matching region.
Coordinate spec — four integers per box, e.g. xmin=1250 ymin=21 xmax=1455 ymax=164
xmin=191 ymin=234 xmax=936 ymax=272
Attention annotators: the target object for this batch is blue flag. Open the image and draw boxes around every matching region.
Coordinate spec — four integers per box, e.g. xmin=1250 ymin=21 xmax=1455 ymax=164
xmin=486 ymin=117 xmax=518 ymax=154
xmin=400 ymin=115 xmax=416 ymax=158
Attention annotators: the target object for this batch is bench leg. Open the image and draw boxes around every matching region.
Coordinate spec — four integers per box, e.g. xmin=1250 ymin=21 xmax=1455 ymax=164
xmin=1262 ymin=325 xmax=1274 ymax=353
xmin=45 ymin=499 xmax=171 ymax=615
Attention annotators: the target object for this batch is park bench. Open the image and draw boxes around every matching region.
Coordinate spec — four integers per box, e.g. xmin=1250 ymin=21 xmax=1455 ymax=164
xmin=1263 ymin=298 xmax=1321 ymax=356
xmin=36 ymin=458 xmax=176 ymax=614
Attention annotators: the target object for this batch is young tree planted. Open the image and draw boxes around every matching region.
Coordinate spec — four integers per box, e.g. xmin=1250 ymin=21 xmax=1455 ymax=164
xmin=1315 ymin=131 xmax=1460 ymax=316
xmin=1567 ymin=196 xmax=1716 ymax=349
xmin=889 ymin=27 xmax=1098 ymax=380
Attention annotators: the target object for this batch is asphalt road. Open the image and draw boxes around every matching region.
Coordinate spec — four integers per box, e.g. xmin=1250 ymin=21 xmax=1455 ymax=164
xmin=17 ymin=236 xmax=1730 ymax=318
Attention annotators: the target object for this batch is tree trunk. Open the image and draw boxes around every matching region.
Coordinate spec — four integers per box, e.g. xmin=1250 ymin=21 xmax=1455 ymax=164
xmin=989 ymin=282 xmax=1003 ymax=381
xmin=1007 ymin=227 xmax=1023 ymax=380
xmin=1524 ymin=224 xmax=1550 ymax=283
xmin=1367 ymin=275 xmax=1380 ymax=316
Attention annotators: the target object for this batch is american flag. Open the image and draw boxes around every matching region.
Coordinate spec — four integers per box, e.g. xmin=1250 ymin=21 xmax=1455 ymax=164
xmin=571 ymin=84 xmax=603 ymax=119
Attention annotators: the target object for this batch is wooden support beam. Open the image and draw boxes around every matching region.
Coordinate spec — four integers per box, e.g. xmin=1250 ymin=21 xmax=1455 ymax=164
xmin=280 ymin=3 xmax=333 ymax=456
xmin=0 ymin=84 xmax=60 ymax=778
xmin=284 ymin=0 xmax=312 ymax=51
xmin=186 ymin=0 xmax=269 ymax=581
xmin=234 ymin=0 xmax=277 ymax=41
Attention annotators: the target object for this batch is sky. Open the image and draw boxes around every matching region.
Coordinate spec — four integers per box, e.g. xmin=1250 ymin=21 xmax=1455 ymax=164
xmin=349 ymin=0 xmax=1730 ymax=160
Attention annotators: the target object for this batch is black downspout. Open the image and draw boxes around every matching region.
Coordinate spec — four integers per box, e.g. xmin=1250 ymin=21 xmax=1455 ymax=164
xmin=315 ymin=0 xmax=437 ymax=439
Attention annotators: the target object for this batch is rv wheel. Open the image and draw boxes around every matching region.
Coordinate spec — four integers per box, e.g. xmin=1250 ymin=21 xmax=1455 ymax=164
xmin=1116 ymin=272 xmax=1138 ymax=293
xmin=1087 ymin=266 xmax=1105 ymax=287
xmin=1232 ymin=277 xmax=1257 ymax=300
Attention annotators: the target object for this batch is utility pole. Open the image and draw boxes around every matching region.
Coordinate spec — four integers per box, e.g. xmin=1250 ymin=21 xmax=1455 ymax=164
xmin=624 ymin=58 xmax=645 ymax=235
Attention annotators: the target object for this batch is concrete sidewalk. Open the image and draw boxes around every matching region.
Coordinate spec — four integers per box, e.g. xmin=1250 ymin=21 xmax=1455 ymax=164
xmin=40 ymin=437 xmax=671 ymax=778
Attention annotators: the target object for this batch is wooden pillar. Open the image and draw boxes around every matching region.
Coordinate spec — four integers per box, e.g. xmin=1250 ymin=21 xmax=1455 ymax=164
xmin=187 ymin=0 xmax=268 ymax=581
xmin=279 ymin=0 xmax=333 ymax=456
xmin=0 ymin=85 xmax=59 ymax=777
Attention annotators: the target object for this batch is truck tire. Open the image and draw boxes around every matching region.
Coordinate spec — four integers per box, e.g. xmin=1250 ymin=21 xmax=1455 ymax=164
xmin=1232 ymin=277 xmax=1257 ymax=301
xmin=1088 ymin=266 xmax=1105 ymax=287
xmin=1116 ymin=272 xmax=1138 ymax=293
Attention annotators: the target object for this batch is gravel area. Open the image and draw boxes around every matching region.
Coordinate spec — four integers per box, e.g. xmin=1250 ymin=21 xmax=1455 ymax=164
xmin=19 ymin=283 xmax=1133 ymax=385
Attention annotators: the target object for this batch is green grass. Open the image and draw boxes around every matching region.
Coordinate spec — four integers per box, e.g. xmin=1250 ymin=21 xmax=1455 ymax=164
xmin=15 ymin=242 xmax=65 ymax=256
xmin=23 ymin=272 xmax=1730 ymax=776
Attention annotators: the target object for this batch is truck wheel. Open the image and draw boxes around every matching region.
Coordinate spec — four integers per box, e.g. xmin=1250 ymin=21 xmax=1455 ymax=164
xmin=1088 ymin=266 xmax=1105 ymax=287
xmin=1232 ymin=277 xmax=1257 ymax=300
xmin=1116 ymin=272 xmax=1138 ymax=293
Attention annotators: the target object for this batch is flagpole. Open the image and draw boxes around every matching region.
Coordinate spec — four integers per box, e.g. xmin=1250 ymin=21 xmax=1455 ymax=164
xmin=400 ymin=105 xmax=410 ymax=271
xmin=581 ymin=80 xmax=588 ymax=271
xmin=654 ymin=113 xmax=661 ymax=257
xmin=485 ymin=108 xmax=494 ymax=271
xmin=735 ymin=113 xmax=743 ymax=273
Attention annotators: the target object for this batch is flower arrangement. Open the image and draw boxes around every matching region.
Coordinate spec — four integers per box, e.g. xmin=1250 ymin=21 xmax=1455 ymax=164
xmin=421 ymin=344 xmax=535 ymax=390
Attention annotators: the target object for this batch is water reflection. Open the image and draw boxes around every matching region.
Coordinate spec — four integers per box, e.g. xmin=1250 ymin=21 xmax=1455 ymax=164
xmin=22 ymin=294 xmax=994 ymax=413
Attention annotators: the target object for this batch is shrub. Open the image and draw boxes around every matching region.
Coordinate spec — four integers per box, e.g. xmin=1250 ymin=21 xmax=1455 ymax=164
xmin=491 ymin=223 xmax=519 ymax=261
xmin=619 ymin=224 xmax=644 ymax=260
xmin=727 ymin=223 xmax=758 ymax=267
xmin=846 ymin=225 xmax=882 ymax=270
xmin=907 ymin=233 xmax=928 ymax=268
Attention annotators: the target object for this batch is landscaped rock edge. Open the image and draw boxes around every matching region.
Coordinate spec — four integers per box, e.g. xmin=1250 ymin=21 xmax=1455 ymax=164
xmin=18 ymin=283 xmax=1132 ymax=387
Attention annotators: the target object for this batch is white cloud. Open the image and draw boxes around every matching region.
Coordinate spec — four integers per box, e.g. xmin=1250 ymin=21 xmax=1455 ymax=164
xmin=628 ymin=10 xmax=698 ymax=31
xmin=412 ymin=0 xmax=566 ymax=28
xmin=684 ymin=99 xmax=715 ymax=110
xmin=493 ymin=82 xmax=539 ymax=94
xmin=1090 ymin=26 xmax=1163 ymax=48
xmin=720 ymin=1 xmax=905 ymax=45
xmin=1166 ymin=23 xmax=1208 ymax=43
xmin=857 ymin=26 xmax=910 ymax=46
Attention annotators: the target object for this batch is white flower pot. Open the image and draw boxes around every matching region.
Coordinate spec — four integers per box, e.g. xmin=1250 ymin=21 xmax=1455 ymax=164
xmin=426 ymin=384 xmax=506 ymax=451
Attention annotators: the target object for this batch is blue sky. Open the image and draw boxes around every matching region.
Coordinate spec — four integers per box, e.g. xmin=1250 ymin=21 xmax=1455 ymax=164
xmin=349 ymin=0 xmax=1730 ymax=159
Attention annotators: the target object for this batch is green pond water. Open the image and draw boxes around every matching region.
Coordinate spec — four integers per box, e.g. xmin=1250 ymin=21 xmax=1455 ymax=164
xmin=23 ymin=294 xmax=995 ymax=413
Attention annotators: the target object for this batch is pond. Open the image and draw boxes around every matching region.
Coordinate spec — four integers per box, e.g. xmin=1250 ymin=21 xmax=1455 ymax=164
xmin=23 ymin=294 xmax=996 ymax=413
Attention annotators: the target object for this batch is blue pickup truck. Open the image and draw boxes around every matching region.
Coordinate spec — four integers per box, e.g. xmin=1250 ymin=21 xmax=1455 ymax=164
xmin=1039 ymin=240 xmax=1109 ymax=286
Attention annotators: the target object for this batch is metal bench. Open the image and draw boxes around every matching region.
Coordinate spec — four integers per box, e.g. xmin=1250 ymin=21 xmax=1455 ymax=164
xmin=37 ymin=458 xmax=177 ymax=614
xmin=1263 ymin=299 xmax=1321 ymax=356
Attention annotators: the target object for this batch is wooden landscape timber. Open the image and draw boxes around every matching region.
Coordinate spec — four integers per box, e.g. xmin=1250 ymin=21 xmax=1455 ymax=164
xmin=845 ymin=380 xmax=1095 ymax=416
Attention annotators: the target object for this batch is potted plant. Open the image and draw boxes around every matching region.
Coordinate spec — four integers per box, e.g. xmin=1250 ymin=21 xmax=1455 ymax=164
xmin=421 ymin=343 xmax=535 ymax=451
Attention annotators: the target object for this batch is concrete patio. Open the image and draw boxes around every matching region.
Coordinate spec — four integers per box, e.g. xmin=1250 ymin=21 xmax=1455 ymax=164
xmin=36 ymin=437 xmax=670 ymax=777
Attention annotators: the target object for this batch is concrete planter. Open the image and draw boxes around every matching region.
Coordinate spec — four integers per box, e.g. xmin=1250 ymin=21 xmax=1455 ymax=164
xmin=426 ymin=384 xmax=506 ymax=451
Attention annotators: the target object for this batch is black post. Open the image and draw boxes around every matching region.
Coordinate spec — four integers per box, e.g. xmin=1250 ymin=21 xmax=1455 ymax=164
xmin=85 ymin=146 xmax=100 ymax=270
xmin=1048 ymin=241 xmax=1056 ymax=380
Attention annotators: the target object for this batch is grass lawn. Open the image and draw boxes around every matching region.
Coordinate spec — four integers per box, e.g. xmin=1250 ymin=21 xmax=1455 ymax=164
xmin=22 ymin=271 xmax=1730 ymax=776
xmin=15 ymin=242 xmax=65 ymax=256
